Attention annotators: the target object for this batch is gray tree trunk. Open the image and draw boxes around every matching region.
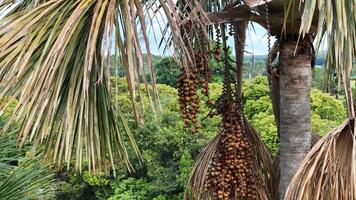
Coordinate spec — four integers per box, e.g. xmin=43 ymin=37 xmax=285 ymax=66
xmin=278 ymin=37 xmax=312 ymax=199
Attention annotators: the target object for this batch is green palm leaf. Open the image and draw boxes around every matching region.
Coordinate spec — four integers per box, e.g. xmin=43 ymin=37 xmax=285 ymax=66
xmin=0 ymin=116 xmax=56 ymax=200
xmin=284 ymin=0 xmax=356 ymax=94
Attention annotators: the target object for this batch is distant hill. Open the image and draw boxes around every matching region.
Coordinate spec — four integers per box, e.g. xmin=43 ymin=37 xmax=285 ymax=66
xmin=244 ymin=50 xmax=327 ymax=65
xmin=109 ymin=51 xmax=330 ymax=77
xmin=109 ymin=54 xmax=163 ymax=76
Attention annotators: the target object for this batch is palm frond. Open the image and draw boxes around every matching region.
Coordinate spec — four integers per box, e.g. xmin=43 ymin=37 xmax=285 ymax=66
xmin=0 ymin=116 xmax=56 ymax=200
xmin=244 ymin=118 xmax=274 ymax=200
xmin=0 ymin=0 xmax=180 ymax=174
xmin=285 ymin=0 xmax=356 ymax=90
xmin=0 ymin=157 xmax=56 ymax=200
xmin=184 ymin=134 xmax=220 ymax=200
xmin=285 ymin=119 xmax=356 ymax=199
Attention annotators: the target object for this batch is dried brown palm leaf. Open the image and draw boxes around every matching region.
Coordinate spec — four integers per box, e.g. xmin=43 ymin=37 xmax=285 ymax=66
xmin=244 ymin=118 xmax=274 ymax=200
xmin=184 ymin=134 xmax=221 ymax=200
xmin=156 ymin=0 xmax=209 ymax=70
xmin=0 ymin=0 xmax=196 ymax=174
xmin=285 ymin=119 xmax=356 ymax=200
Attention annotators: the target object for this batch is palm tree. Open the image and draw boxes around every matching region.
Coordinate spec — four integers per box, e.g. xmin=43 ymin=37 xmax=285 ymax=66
xmin=194 ymin=1 xmax=315 ymax=198
xmin=186 ymin=0 xmax=355 ymax=198
xmin=0 ymin=0 xmax=355 ymax=199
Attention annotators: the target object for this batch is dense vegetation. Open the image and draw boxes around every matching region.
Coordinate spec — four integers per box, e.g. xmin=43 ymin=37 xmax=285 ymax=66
xmin=0 ymin=54 xmax=346 ymax=199
xmin=48 ymin=57 xmax=344 ymax=199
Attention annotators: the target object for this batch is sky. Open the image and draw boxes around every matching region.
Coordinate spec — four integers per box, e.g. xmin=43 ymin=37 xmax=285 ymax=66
xmin=138 ymin=3 xmax=274 ymax=56
xmin=143 ymin=21 xmax=275 ymax=57
xmin=0 ymin=3 xmax=274 ymax=57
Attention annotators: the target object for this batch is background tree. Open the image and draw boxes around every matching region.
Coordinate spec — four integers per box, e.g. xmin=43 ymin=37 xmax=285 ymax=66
xmin=152 ymin=57 xmax=180 ymax=87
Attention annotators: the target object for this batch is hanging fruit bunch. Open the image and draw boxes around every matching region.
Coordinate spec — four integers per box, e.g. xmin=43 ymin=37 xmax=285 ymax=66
xmin=204 ymin=95 xmax=258 ymax=199
xmin=177 ymin=68 xmax=200 ymax=132
xmin=203 ymin=24 xmax=260 ymax=200
xmin=196 ymin=27 xmax=211 ymax=97
xmin=177 ymin=19 xmax=212 ymax=133
xmin=213 ymin=24 xmax=222 ymax=61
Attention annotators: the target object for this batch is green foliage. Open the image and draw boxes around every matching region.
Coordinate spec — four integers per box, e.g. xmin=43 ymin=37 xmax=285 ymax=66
xmin=243 ymin=61 xmax=266 ymax=79
xmin=310 ymin=114 xmax=342 ymax=136
xmin=153 ymin=57 xmax=180 ymax=87
xmin=241 ymin=76 xmax=279 ymax=154
xmin=242 ymin=76 xmax=346 ymax=155
xmin=57 ymin=171 xmax=113 ymax=200
xmin=56 ymin=75 xmax=346 ymax=199
xmin=143 ymin=54 xmax=267 ymax=89
xmin=249 ymin=112 xmax=279 ymax=155
xmin=312 ymin=67 xmax=324 ymax=90
xmin=0 ymin=116 xmax=56 ymax=200
xmin=83 ymin=172 xmax=110 ymax=187
xmin=133 ymin=108 xmax=216 ymax=199
xmin=243 ymin=76 xmax=270 ymax=102
xmin=153 ymin=195 xmax=168 ymax=200
xmin=177 ymin=150 xmax=194 ymax=188
xmin=210 ymin=57 xmax=225 ymax=83
xmin=0 ymin=97 xmax=18 ymax=118
xmin=108 ymin=176 xmax=150 ymax=200
xmin=244 ymin=96 xmax=273 ymax=119
xmin=310 ymin=89 xmax=346 ymax=122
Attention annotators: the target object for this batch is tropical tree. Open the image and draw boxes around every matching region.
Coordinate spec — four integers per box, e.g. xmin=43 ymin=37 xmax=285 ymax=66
xmin=0 ymin=0 xmax=355 ymax=200
xmin=178 ymin=0 xmax=354 ymax=199
xmin=198 ymin=1 xmax=355 ymax=199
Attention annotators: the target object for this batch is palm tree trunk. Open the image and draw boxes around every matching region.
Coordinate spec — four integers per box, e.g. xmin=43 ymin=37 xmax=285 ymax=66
xmin=233 ymin=21 xmax=248 ymax=99
xmin=278 ymin=37 xmax=312 ymax=199
xmin=266 ymin=41 xmax=280 ymax=136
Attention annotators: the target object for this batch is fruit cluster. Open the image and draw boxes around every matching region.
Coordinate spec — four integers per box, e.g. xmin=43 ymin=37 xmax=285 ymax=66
xmin=204 ymin=111 xmax=258 ymax=199
xmin=177 ymin=69 xmax=201 ymax=133
xmin=177 ymin=25 xmax=212 ymax=133
xmin=204 ymin=79 xmax=258 ymax=198
xmin=195 ymin=50 xmax=211 ymax=96
xmin=203 ymin=24 xmax=258 ymax=199
xmin=196 ymin=28 xmax=212 ymax=97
